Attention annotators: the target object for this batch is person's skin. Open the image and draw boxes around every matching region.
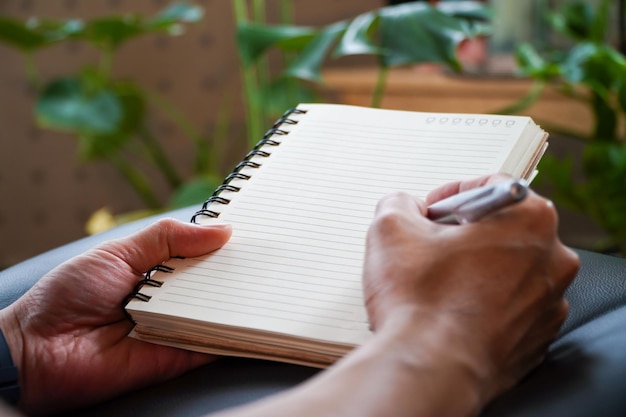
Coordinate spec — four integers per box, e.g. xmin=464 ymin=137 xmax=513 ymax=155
xmin=0 ymin=220 xmax=233 ymax=415
xmin=0 ymin=174 xmax=580 ymax=417
xmin=213 ymin=174 xmax=579 ymax=417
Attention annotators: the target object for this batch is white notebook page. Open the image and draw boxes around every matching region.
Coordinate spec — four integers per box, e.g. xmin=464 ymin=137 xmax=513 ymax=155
xmin=128 ymin=103 xmax=541 ymax=348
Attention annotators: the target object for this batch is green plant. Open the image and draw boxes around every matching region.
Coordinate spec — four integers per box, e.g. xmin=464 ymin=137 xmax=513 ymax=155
xmin=233 ymin=0 xmax=492 ymax=148
xmin=508 ymin=0 xmax=626 ymax=255
xmin=0 ymin=2 xmax=224 ymax=223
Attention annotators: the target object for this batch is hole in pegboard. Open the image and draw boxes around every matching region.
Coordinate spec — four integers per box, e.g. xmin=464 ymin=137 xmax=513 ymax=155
xmin=29 ymin=169 xmax=45 ymax=186
xmin=22 ymin=82 xmax=37 ymax=98
xmin=74 ymin=167 xmax=88 ymax=183
xmin=20 ymin=0 xmax=33 ymax=11
xmin=157 ymin=78 xmax=173 ymax=93
xmin=74 ymin=207 xmax=91 ymax=226
xmin=29 ymin=127 xmax=42 ymax=143
xmin=154 ymin=36 xmax=170 ymax=49
xmin=201 ymin=75 xmax=217 ymax=91
xmin=64 ymin=0 xmax=77 ymax=11
xmin=32 ymin=210 xmax=48 ymax=227
xmin=65 ymin=41 xmax=83 ymax=55
xmin=198 ymin=32 xmax=213 ymax=48
xmin=158 ymin=121 xmax=176 ymax=138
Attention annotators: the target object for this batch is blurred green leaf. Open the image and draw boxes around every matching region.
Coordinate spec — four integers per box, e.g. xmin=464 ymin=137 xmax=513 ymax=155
xmin=590 ymin=92 xmax=618 ymax=140
xmin=36 ymin=77 xmax=123 ymax=136
xmin=547 ymin=1 xmax=595 ymax=41
xmin=236 ymin=23 xmax=317 ymax=66
xmin=81 ymin=16 xmax=145 ymax=50
xmin=0 ymin=16 xmax=83 ymax=51
xmin=378 ymin=2 xmax=471 ymax=70
xmin=437 ymin=1 xmax=493 ymax=37
xmin=285 ymin=22 xmax=346 ymax=82
xmin=333 ymin=12 xmax=380 ymax=57
xmin=581 ymin=142 xmax=626 ymax=240
xmin=618 ymin=82 xmax=626 ymax=113
xmin=77 ymin=3 xmax=203 ymax=49
xmin=0 ymin=16 xmax=47 ymax=50
xmin=536 ymin=154 xmax=586 ymax=212
xmin=148 ymin=2 xmax=204 ymax=32
xmin=560 ymin=43 xmax=625 ymax=90
xmin=25 ymin=18 xmax=84 ymax=41
xmin=108 ymin=82 xmax=145 ymax=137
xmin=589 ymin=0 xmax=612 ymax=42
xmin=261 ymin=76 xmax=319 ymax=117
xmin=516 ymin=43 xmax=552 ymax=78
xmin=78 ymin=83 xmax=145 ymax=160
xmin=35 ymin=75 xmax=146 ymax=160
xmin=168 ymin=176 xmax=222 ymax=208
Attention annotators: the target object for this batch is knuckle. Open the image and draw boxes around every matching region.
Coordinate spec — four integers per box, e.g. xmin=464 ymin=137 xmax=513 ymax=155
xmin=555 ymin=247 xmax=581 ymax=289
xmin=371 ymin=208 xmax=405 ymax=235
xmin=375 ymin=191 xmax=412 ymax=211
xmin=530 ymin=197 xmax=558 ymax=226
xmin=515 ymin=196 xmax=558 ymax=238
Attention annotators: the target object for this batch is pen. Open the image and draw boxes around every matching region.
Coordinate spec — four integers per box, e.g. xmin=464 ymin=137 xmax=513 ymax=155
xmin=427 ymin=179 xmax=528 ymax=224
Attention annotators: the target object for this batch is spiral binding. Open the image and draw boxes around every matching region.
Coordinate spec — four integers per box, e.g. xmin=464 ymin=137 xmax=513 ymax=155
xmin=123 ymin=107 xmax=307 ymax=323
xmin=122 ymin=264 xmax=173 ymax=324
xmin=191 ymin=107 xmax=307 ymax=223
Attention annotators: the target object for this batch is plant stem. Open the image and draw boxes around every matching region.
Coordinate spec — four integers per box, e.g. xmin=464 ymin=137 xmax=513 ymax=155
xmin=99 ymin=48 xmax=114 ymax=78
xmin=210 ymin=94 xmax=234 ymax=175
xmin=495 ymin=80 xmax=545 ymax=115
xmin=107 ymin=153 xmax=161 ymax=209
xmin=137 ymin=125 xmax=183 ymax=189
xmin=371 ymin=64 xmax=389 ymax=108
xmin=279 ymin=0 xmax=294 ymax=23
xmin=252 ymin=0 xmax=269 ymax=135
xmin=279 ymin=0 xmax=298 ymax=106
xmin=252 ymin=0 xmax=265 ymax=22
xmin=23 ymin=53 xmax=42 ymax=91
xmin=233 ymin=0 xmax=265 ymax=147
xmin=146 ymin=90 xmax=211 ymax=174
xmin=232 ymin=0 xmax=248 ymax=22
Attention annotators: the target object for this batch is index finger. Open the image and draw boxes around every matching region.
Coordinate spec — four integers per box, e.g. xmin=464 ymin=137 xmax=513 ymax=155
xmin=375 ymin=191 xmax=428 ymax=219
xmin=426 ymin=174 xmax=513 ymax=205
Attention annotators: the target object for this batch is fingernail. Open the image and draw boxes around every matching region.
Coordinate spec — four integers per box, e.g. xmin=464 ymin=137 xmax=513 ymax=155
xmin=201 ymin=222 xmax=232 ymax=229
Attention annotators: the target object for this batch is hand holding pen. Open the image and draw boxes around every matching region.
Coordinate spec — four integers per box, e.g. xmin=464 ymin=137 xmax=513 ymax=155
xmin=427 ymin=179 xmax=529 ymax=224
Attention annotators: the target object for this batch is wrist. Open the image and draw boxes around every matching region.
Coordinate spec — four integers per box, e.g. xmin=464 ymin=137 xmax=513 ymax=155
xmin=375 ymin=306 xmax=491 ymax=415
xmin=0 ymin=307 xmax=23 ymax=407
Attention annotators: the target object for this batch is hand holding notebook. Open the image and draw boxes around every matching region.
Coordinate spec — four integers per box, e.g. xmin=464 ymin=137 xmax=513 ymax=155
xmin=124 ymin=103 xmax=549 ymax=367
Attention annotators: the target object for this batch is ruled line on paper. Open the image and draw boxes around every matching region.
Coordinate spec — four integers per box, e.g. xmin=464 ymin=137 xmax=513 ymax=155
xmin=168 ymin=282 xmax=361 ymax=311
xmin=175 ymin=272 xmax=363 ymax=300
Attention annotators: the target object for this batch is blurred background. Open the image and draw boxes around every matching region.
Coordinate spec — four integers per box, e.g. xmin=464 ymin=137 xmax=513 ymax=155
xmin=0 ymin=0 xmax=379 ymax=267
xmin=1 ymin=0 xmax=624 ymax=268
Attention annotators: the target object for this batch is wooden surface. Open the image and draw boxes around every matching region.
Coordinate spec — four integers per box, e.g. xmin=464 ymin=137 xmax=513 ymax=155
xmin=322 ymin=67 xmax=592 ymax=135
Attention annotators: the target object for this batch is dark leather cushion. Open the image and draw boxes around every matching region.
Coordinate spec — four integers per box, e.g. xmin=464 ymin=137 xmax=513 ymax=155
xmin=1 ymin=207 xmax=625 ymax=417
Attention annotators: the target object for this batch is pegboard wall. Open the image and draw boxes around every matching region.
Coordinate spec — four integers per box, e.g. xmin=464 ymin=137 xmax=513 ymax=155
xmin=0 ymin=0 xmax=380 ymax=268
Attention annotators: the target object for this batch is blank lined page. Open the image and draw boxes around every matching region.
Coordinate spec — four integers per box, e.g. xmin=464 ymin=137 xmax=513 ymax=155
xmin=128 ymin=103 xmax=539 ymax=347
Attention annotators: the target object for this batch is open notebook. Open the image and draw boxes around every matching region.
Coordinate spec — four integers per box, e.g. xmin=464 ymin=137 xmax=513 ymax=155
xmin=124 ymin=103 xmax=548 ymax=368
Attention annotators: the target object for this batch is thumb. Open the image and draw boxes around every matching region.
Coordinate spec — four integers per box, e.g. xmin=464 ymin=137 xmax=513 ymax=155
xmin=106 ymin=218 xmax=232 ymax=273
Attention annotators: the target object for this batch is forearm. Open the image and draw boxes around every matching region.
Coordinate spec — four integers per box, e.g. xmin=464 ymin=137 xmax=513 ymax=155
xmin=212 ymin=308 xmax=486 ymax=417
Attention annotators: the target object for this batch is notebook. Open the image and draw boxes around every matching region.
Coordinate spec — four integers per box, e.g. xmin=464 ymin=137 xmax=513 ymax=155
xmin=124 ymin=103 xmax=548 ymax=368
